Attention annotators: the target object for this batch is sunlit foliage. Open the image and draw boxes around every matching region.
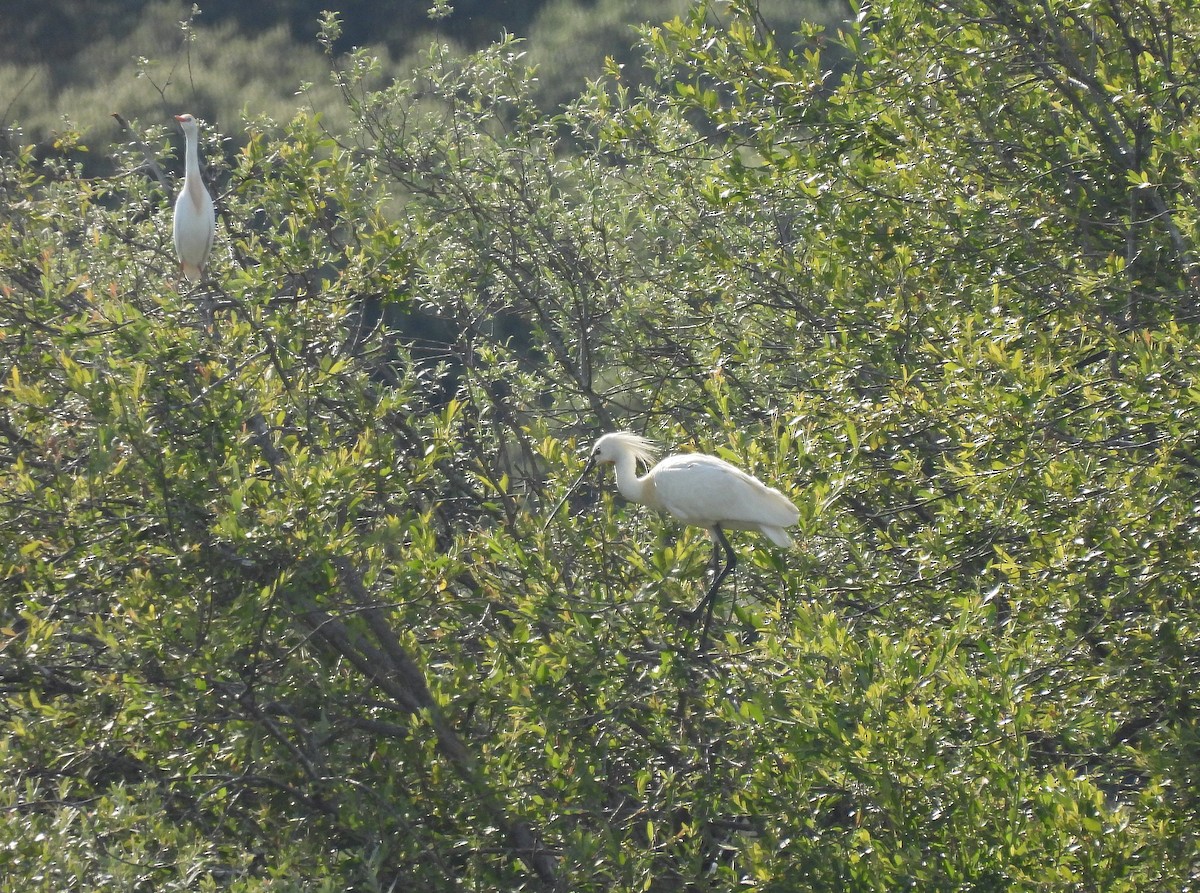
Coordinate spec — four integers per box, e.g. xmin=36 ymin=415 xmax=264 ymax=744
xmin=2 ymin=0 xmax=1199 ymax=889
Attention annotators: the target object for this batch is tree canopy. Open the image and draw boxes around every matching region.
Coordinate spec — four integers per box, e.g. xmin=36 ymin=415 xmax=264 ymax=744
xmin=2 ymin=0 xmax=1199 ymax=889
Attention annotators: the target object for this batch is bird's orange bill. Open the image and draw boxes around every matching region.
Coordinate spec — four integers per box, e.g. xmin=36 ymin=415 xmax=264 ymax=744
xmin=541 ymin=454 xmax=597 ymax=534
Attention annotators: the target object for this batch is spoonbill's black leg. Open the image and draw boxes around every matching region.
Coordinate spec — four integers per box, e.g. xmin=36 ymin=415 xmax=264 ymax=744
xmin=692 ymin=525 xmax=736 ymax=653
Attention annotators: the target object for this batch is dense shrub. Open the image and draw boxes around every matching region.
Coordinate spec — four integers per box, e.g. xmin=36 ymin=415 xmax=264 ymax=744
xmin=2 ymin=1 xmax=1198 ymax=889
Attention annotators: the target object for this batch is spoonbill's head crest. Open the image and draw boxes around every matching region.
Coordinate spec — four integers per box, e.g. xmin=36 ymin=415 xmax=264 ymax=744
xmin=591 ymin=431 xmax=659 ymax=467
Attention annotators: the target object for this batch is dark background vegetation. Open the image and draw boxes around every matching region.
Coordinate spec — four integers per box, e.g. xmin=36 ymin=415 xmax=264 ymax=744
xmin=0 ymin=0 xmax=846 ymax=155
xmin=3 ymin=0 xmax=550 ymax=59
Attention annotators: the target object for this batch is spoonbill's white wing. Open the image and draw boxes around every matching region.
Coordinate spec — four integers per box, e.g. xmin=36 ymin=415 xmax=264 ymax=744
xmin=649 ymin=453 xmax=799 ymax=545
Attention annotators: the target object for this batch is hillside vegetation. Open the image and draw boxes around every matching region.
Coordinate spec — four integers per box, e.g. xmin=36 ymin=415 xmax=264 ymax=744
xmin=2 ymin=0 xmax=1199 ymax=889
xmin=0 ymin=0 xmax=843 ymax=158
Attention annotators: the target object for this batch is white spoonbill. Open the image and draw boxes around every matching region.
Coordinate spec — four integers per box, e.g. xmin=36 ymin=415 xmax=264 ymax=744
xmin=548 ymin=432 xmax=800 ymax=647
xmin=172 ymin=113 xmax=215 ymax=281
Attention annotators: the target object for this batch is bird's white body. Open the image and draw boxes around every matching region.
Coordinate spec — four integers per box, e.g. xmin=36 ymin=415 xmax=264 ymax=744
xmin=591 ymin=431 xmax=799 ymax=546
xmin=548 ymin=431 xmax=799 ymax=649
xmin=172 ymin=114 xmax=215 ymax=281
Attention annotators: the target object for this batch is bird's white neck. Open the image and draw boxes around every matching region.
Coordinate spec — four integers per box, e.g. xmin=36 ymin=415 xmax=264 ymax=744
xmin=183 ymin=130 xmax=202 ymax=182
xmin=612 ymin=452 xmax=650 ymax=506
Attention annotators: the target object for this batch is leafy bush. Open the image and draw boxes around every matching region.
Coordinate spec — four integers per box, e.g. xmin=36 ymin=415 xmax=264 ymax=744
xmin=2 ymin=0 xmax=1199 ymax=889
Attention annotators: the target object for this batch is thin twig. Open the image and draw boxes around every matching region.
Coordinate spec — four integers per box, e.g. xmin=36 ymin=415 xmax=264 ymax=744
xmin=111 ymin=112 xmax=171 ymax=192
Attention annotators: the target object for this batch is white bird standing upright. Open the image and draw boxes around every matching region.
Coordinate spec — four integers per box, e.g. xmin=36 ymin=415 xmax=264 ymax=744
xmin=548 ymin=432 xmax=800 ymax=648
xmin=172 ymin=113 xmax=215 ymax=282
